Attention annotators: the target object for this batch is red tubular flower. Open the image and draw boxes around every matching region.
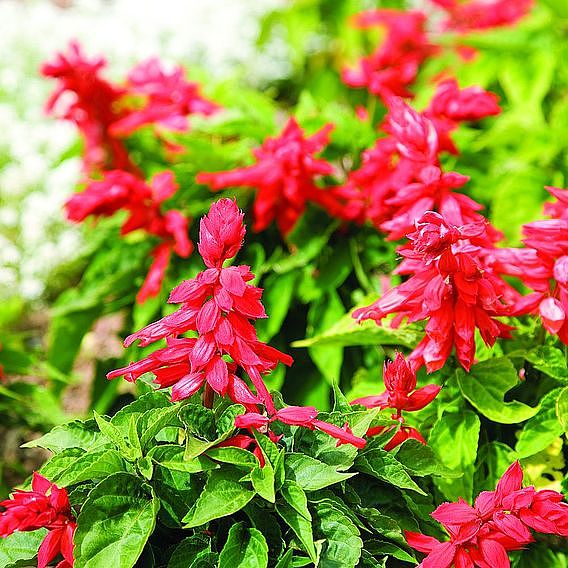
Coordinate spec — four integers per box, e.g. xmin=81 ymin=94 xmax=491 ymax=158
xmin=492 ymin=191 xmax=568 ymax=344
xmin=41 ymin=41 xmax=134 ymax=173
xmin=197 ymin=118 xmax=343 ymax=236
xmin=109 ymin=57 xmax=219 ymax=136
xmin=352 ymin=352 xmax=441 ymax=415
xmin=425 ymin=79 xmax=501 ymax=154
xmin=544 ymin=186 xmax=568 ymax=221
xmin=342 ymin=9 xmax=436 ymax=100
xmin=353 ymin=213 xmax=518 ymax=372
xmin=108 ymin=199 xmax=292 ymax=413
xmin=431 ymin=0 xmax=534 ymax=32
xmin=66 ymin=169 xmax=192 ymax=304
xmin=0 ymin=473 xmax=76 ymax=568
xmin=406 ymin=461 xmax=568 ymax=567
xmin=352 ymin=353 xmax=439 ymax=450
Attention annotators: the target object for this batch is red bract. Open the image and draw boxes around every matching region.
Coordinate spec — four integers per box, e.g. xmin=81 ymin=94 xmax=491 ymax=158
xmin=197 ymin=119 xmax=342 ymax=236
xmin=352 ymin=352 xmax=440 ymax=450
xmin=234 ymin=406 xmax=366 ymax=450
xmin=431 ymin=0 xmax=534 ymax=32
xmin=425 ymin=79 xmax=501 ymax=154
xmin=66 ymin=169 xmax=192 ymax=304
xmin=353 ymin=212 xmax=518 ymax=372
xmin=110 ymin=57 xmax=219 ymax=136
xmin=41 ymin=41 xmax=133 ymax=173
xmin=489 ymin=189 xmax=568 ymax=343
xmin=108 ymin=199 xmax=292 ymax=413
xmin=342 ymin=9 xmax=435 ymax=100
xmin=0 ymin=473 xmax=75 ymax=568
xmin=406 ymin=461 xmax=568 ymax=567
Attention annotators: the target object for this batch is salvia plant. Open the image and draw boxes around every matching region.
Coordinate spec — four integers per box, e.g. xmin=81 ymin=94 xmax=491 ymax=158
xmin=1 ymin=0 xmax=568 ymax=567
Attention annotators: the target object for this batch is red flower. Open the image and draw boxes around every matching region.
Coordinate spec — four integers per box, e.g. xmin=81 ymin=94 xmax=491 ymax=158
xmin=431 ymin=0 xmax=534 ymax=32
xmin=342 ymin=9 xmax=435 ymax=100
xmin=491 ymin=190 xmax=568 ymax=344
xmin=197 ymin=118 xmax=343 ymax=236
xmin=108 ymin=199 xmax=292 ymax=413
xmin=0 ymin=473 xmax=75 ymax=568
xmin=42 ymin=41 xmax=134 ymax=174
xmin=353 ymin=352 xmax=441 ymax=415
xmin=234 ymin=405 xmax=366 ymax=450
xmin=353 ymin=213 xmax=517 ymax=372
xmin=66 ymin=169 xmax=192 ymax=304
xmin=352 ymin=353 xmax=439 ymax=450
xmin=406 ymin=461 xmax=568 ymax=567
xmin=425 ymin=79 xmax=501 ymax=154
xmin=110 ymin=57 xmax=219 ymax=136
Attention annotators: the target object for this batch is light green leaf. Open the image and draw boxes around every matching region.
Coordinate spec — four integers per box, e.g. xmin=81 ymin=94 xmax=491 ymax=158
xmin=284 ymin=453 xmax=355 ymax=491
xmin=183 ymin=467 xmax=256 ymax=528
xmin=355 ymin=449 xmax=426 ymax=495
xmin=149 ymin=444 xmax=217 ymax=473
xmin=22 ymin=420 xmax=102 ymax=452
xmin=428 ymin=411 xmax=480 ymax=502
xmin=74 ymin=473 xmax=159 ymax=568
xmin=0 ymin=529 xmax=46 ymax=567
xmin=218 ymin=523 xmax=268 ymax=568
xmin=456 ymin=357 xmax=539 ymax=424
xmin=557 ymin=387 xmax=568 ymax=433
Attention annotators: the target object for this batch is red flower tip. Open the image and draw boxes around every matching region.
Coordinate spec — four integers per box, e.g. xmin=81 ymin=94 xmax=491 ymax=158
xmin=198 ymin=198 xmax=246 ymax=268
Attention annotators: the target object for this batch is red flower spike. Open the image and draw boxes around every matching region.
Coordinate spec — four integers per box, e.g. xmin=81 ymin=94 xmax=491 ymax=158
xmin=354 ymin=213 xmax=518 ymax=372
xmin=544 ymin=186 xmax=568 ymax=221
xmin=0 ymin=473 xmax=76 ymax=568
xmin=407 ymin=460 xmax=568 ymax=567
xmin=41 ymin=41 xmax=134 ymax=173
xmin=66 ymin=169 xmax=192 ymax=304
xmin=197 ymin=119 xmax=343 ymax=236
xmin=109 ymin=57 xmax=219 ymax=137
xmin=108 ymin=199 xmax=292 ymax=414
xmin=342 ymin=9 xmax=435 ymax=100
xmin=430 ymin=0 xmax=534 ymax=32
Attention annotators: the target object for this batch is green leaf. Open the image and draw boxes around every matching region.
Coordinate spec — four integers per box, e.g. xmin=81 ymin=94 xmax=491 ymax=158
xmin=110 ymin=391 xmax=171 ymax=431
xmin=313 ymin=500 xmax=362 ymax=568
xmin=183 ymin=467 xmax=256 ymax=528
xmin=517 ymin=388 xmax=564 ymax=458
xmin=149 ymin=444 xmax=217 ymax=473
xmin=284 ymin=453 xmax=355 ymax=491
xmin=557 ymin=387 xmax=568 ymax=433
xmin=456 ymin=357 xmax=539 ymax=424
xmin=218 ymin=523 xmax=268 ymax=568
xmin=428 ymin=411 xmax=480 ymax=502
xmin=276 ymin=481 xmax=317 ymax=562
xmin=39 ymin=447 xmax=126 ymax=487
xmin=167 ymin=535 xmax=216 ymax=568
xmin=93 ymin=411 xmax=141 ymax=461
xmin=22 ymin=420 xmax=102 ymax=452
xmin=292 ymin=300 xmax=421 ymax=349
xmin=138 ymin=404 xmax=182 ymax=448
xmin=205 ymin=446 xmax=259 ymax=468
xmin=0 ymin=529 xmax=46 ymax=567
xmin=392 ymin=439 xmax=462 ymax=479
xmin=354 ymin=449 xmax=426 ymax=495
xmin=251 ymin=463 xmax=276 ymax=503
xmin=74 ymin=473 xmax=159 ymax=568
xmin=523 ymin=346 xmax=568 ymax=382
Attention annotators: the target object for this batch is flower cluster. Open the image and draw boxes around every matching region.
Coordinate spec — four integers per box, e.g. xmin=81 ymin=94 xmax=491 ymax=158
xmin=406 ymin=461 xmax=568 ymax=567
xmin=42 ymin=41 xmax=219 ymax=173
xmin=43 ymin=41 xmax=219 ymax=303
xmin=0 ymin=473 xmax=75 ymax=568
xmin=108 ymin=198 xmax=366 ymax=449
xmin=342 ymin=2 xmax=533 ymax=101
xmin=354 ymin=212 xmax=518 ymax=372
xmin=490 ymin=186 xmax=568 ymax=344
xmin=197 ymin=118 xmax=344 ymax=236
xmin=341 ymin=9 xmax=435 ymax=101
xmin=352 ymin=352 xmax=441 ymax=450
xmin=66 ymin=170 xmax=192 ymax=303
xmin=336 ymin=91 xmax=500 ymax=240
xmin=430 ymin=0 xmax=534 ymax=32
